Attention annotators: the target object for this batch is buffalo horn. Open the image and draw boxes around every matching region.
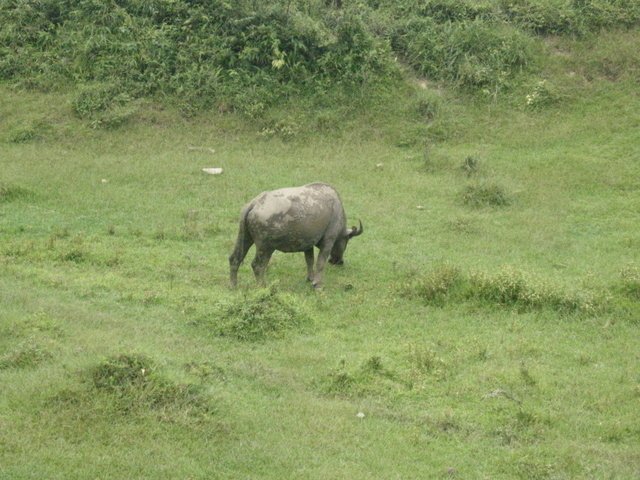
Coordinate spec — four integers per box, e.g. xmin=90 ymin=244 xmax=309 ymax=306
xmin=349 ymin=220 xmax=363 ymax=238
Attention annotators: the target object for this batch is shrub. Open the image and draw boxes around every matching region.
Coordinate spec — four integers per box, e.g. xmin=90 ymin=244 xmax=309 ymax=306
xmin=9 ymin=127 xmax=37 ymax=143
xmin=414 ymin=0 xmax=496 ymax=23
xmin=89 ymin=353 xmax=154 ymax=392
xmin=409 ymin=344 xmax=448 ymax=379
xmin=572 ymin=0 xmax=640 ymax=33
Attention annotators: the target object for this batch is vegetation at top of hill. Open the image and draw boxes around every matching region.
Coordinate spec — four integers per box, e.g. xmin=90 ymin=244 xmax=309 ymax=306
xmin=2 ymin=0 xmax=639 ymax=118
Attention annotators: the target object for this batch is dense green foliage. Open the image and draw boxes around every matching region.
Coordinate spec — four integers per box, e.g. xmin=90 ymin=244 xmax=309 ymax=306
xmin=2 ymin=0 xmax=639 ymax=115
xmin=0 ymin=0 xmax=394 ymax=114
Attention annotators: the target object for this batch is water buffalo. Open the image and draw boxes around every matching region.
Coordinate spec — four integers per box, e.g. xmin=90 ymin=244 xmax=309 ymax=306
xmin=229 ymin=182 xmax=363 ymax=289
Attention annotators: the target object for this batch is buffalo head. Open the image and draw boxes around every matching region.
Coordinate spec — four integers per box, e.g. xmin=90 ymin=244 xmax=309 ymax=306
xmin=329 ymin=220 xmax=363 ymax=265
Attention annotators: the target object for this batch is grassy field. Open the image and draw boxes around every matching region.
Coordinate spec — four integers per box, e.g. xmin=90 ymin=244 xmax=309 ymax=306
xmin=2 ymin=30 xmax=640 ymax=479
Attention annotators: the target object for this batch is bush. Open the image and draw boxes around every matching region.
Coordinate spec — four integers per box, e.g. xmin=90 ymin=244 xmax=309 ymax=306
xmin=460 ymin=155 xmax=481 ymax=176
xmin=71 ymin=83 xmax=129 ymax=118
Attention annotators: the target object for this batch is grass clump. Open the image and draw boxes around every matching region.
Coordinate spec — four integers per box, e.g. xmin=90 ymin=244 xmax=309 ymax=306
xmin=400 ymin=264 xmax=466 ymax=307
xmin=84 ymin=353 xmax=213 ymax=417
xmin=460 ymin=155 xmax=482 ymax=176
xmin=71 ymin=83 xmax=137 ymax=129
xmin=461 ymin=181 xmax=513 ymax=207
xmin=524 ymin=79 xmax=559 ymax=109
xmin=0 ymin=342 xmax=52 ymax=370
xmin=319 ymin=356 xmax=407 ymax=398
xmin=212 ymin=287 xmax=311 ymax=342
xmin=401 ymin=265 xmax=603 ymax=315
xmin=0 ymin=183 xmax=29 ymax=203
xmin=620 ymin=265 xmax=640 ymax=300
xmin=9 ymin=126 xmax=39 ymax=143
xmin=469 ymin=267 xmax=602 ymax=314
xmin=408 ymin=344 xmax=449 ymax=380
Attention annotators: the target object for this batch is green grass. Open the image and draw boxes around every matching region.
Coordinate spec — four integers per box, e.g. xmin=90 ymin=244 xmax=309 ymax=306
xmin=2 ymin=29 xmax=640 ymax=478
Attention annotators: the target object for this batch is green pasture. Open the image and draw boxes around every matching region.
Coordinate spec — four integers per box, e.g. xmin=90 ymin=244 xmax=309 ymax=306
xmin=2 ymin=28 xmax=640 ymax=480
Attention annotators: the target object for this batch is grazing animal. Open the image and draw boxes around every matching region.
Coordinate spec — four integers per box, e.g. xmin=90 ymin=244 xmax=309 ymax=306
xmin=229 ymin=183 xmax=363 ymax=289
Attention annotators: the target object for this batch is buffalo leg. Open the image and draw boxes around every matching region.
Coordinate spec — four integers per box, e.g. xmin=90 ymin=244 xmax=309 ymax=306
xmin=304 ymin=249 xmax=314 ymax=282
xmin=229 ymin=233 xmax=254 ymax=288
xmin=312 ymin=248 xmax=331 ymax=289
xmin=251 ymin=247 xmax=274 ymax=286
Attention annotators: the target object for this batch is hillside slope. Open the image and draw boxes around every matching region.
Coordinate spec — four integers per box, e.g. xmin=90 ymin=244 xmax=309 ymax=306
xmin=1 ymin=7 xmax=640 ymax=480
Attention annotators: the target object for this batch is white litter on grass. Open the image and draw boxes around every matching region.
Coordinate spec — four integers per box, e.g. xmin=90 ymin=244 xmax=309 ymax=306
xmin=356 ymin=412 xmax=365 ymax=419
xmin=375 ymin=163 xmax=384 ymax=168
xmin=202 ymin=168 xmax=223 ymax=175
xmin=101 ymin=179 xmax=108 ymax=184
xmin=416 ymin=205 xmax=425 ymax=210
